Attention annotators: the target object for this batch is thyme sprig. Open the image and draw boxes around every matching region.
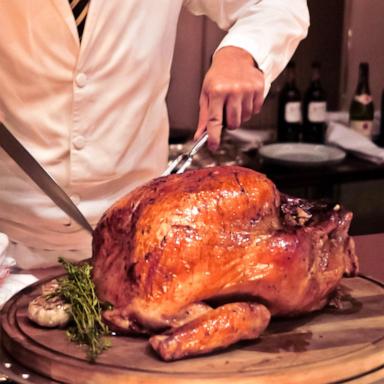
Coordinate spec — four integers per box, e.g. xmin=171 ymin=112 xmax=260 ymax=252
xmin=56 ymin=257 xmax=111 ymax=362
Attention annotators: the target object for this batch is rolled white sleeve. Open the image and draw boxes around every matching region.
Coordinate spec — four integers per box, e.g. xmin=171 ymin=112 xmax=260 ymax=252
xmin=184 ymin=0 xmax=310 ymax=97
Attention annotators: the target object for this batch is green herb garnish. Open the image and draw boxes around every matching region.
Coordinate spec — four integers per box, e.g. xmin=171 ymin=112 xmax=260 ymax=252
xmin=56 ymin=257 xmax=111 ymax=362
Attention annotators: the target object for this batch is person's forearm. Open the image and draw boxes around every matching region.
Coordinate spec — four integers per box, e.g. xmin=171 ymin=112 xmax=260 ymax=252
xmin=218 ymin=0 xmax=309 ymax=95
xmin=186 ymin=0 xmax=309 ymax=149
xmin=186 ymin=0 xmax=310 ymax=95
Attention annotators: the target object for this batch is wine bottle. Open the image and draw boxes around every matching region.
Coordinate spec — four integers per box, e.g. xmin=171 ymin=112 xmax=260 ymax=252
xmin=376 ymin=89 xmax=384 ymax=147
xmin=349 ymin=62 xmax=374 ymax=138
xmin=277 ymin=62 xmax=302 ymax=142
xmin=302 ymin=62 xmax=327 ymax=143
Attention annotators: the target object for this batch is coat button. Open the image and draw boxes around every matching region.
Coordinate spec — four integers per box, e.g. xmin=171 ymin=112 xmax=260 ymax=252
xmin=75 ymin=73 xmax=87 ymax=88
xmin=73 ymin=135 xmax=86 ymax=150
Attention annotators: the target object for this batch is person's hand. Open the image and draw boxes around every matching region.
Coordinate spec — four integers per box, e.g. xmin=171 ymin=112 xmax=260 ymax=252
xmin=194 ymin=46 xmax=265 ymax=151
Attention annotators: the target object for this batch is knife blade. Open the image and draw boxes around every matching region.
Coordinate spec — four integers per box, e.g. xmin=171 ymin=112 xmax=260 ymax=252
xmin=0 ymin=122 xmax=93 ymax=234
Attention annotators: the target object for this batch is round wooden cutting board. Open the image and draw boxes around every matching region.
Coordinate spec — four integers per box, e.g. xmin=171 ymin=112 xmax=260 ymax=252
xmin=1 ymin=275 xmax=384 ymax=384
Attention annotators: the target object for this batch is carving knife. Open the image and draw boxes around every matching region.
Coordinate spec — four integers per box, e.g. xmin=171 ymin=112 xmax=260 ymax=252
xmin=163 ymin=109 xmax=227 ymax=176
xmin=162 ymin=132 xmax=208 ymax=176
xmin=0 ymin=122 xmax=93 ymax=234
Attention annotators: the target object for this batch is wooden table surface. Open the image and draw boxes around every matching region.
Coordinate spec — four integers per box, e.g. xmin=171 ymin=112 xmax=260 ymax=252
xmin=245 ymin=152 xmax=384 ymax=189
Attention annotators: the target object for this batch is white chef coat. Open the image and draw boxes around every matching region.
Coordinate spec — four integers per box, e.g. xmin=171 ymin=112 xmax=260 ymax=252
xmin=0 ymin=0 xmax=309 ymax=269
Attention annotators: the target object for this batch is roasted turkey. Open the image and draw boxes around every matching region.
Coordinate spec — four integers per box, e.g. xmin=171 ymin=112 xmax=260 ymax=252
xmin=92 ymin=166 xmax=358 ymax=361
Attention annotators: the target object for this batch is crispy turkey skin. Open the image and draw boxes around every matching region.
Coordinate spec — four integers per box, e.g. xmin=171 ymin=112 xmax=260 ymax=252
xmin=92 ymin=166 xmax=358 ymax=361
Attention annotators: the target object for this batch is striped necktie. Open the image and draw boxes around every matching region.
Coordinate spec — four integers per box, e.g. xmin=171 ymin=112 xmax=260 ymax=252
xmin=69 ymin=0 xmax=90 ymax=40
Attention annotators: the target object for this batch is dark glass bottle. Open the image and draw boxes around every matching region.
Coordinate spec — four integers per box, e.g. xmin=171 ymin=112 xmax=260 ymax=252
xmin=302 ymin=62 xmax=327 ymax=143
xmin=376 ymin=89 xmax=384 ymax=147
xmin=277 ymin=62 xmax=302 ymax=142
xmin=349 ymin=62 xmax=374 ymax=139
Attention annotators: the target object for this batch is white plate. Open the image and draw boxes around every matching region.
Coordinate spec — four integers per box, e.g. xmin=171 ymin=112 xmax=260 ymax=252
xmin=259 ymin=143 xmax=346 ymax=167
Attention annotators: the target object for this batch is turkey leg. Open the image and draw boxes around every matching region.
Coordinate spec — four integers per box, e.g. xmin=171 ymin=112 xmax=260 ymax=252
xmin=149 ymin=302 xmax=271 ymax=361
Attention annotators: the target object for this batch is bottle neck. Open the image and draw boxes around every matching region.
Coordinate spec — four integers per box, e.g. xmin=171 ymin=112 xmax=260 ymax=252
xmin=311 ymin=67 xmax=321 ymax=86
xmin=381 ymin=90 xmax=384 ymax=128
xmin=287 ymin=68 xmax=297 ymax=87
xmin=356 ymin=65 xmax=371 ymax=95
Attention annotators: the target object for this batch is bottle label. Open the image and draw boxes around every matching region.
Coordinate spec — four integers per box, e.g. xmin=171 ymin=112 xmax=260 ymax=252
xmin=308 ymin=102 xmax=327 ymax=122
xmin=354 ymin=94 xmax=373 ymax=105
xmin=285 ymin=102 xmax=301 ymax=123
xmin=350 ymin=120 xmax=373 ymax=138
